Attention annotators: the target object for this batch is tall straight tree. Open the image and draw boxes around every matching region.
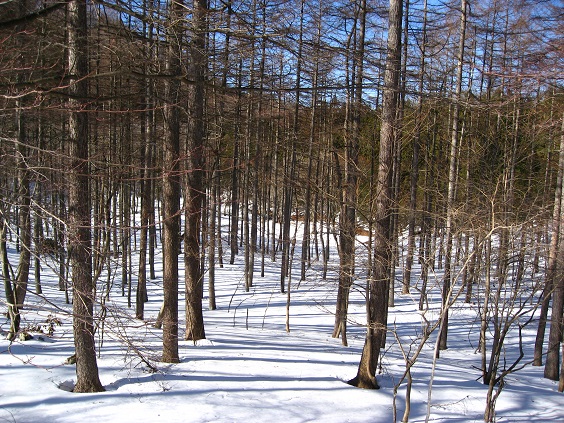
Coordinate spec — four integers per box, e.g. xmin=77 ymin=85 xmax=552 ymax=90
xmin=1 ymin=218 xmax=17 ymax=340
xmin=403 ymin=0 xmax=427 ymax=293
xmin=544 ymin=115 xmax=564 ymax=381
xmin=349 ymin=0 xmax=402 ymax=390
xmin=9 ymin=0 xmax=32 ymax=338
xmin=438 ymin=0 xmax=468 ymax=352
xmin=535 ymin=110 xmax=564 ymax=366
xmin=333 ymin=0 xmax=366 ymax=346
xmin=300 ymin=0 xmax=324 ymax=282
xmin=136 ymin=0 xmax=156 ymax=320
xmin=280 ymin=0 xmax=304 ymax=293
xmin=67 ymin=0 xmax=104 ymax=393
xmin=184 ymin=0 xmax=207 ymax=341
xmin=161 ymin=0 xmax=183 ymax=363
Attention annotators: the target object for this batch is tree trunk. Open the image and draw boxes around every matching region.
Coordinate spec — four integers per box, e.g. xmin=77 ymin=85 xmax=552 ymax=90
xmin=14 ymin=105 xmax=31 ymax=318
xmin=545 ymin=115 xmax=564 ymax=381
xmin=349 ymin=0 xmax=402 ymax=390
xmin=438 ymin=0 xmax=467 ymax=352
xmin=280 ymin=0 xmax=304 ymax=294
xmin=208 ymin=172 xmax=218 ymax=311
xmin=403 ymin=0 xmax=427 ymax=294
xmin=67 ymin=0 xmax=104 ymax=393
xmin=161 ymin=0 xmax=183 ymax=363
xmin=535 ymin=115 xmax=564 ymax=366
xmin=185 ymin=0 xmax=207 ymax=342
xmin=300 ymin=1 xmax=322 ymax=282
xmin=333 ymin=0 xmax=365 ymax=345
xmin=1 ymin=219 xmax=18 ymax=341
xmin=229 ymin=85 xmax=240 ymax=265
xmin=34 ymin=212 xmax=42 ymax=295
xmin=136 ymin=52 xmax=154 ymax=318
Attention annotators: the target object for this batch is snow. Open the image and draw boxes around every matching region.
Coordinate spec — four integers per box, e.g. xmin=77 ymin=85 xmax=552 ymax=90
xmin=1 ymin=222 xmax=563 ymax=423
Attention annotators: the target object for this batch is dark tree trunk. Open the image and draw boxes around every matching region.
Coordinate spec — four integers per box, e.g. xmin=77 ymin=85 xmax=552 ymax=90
xmin=403 ymin=0 xmax=427 ymax=294
xmin=545 ymin=115 xmax=564 ymax=381
xmin=34 ymin=212 xmax=42 ymax=295
xmin=14 ymin=105 xmax=31 ymax=315
xmin=333 ymin=0 xmax=365 ymax=345
xmin=1 ymin=220 xmax=18 ymax=340
xmin=300 ymin=1 xmax=323 ymax=283
xmin=161 ymin=0 xmax=183 ymax=363
xmin=136 ymin=62 xmax=154 ymax=318
xmin=535 ymin=115 xmax=564 ymax=367
xmin=280 ymin=0 xmax=304 ymax=294
xmin=67 ymin=0 xmax=104 ymax=393
xmin=185 ymin=0 xmax=207 ymax=341
xmin=349 ymin=0 xmax=402 ymax=390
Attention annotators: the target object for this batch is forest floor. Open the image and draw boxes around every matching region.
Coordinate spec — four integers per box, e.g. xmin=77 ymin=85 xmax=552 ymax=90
xmin=1 ymin=221 xmax=563 ymax=423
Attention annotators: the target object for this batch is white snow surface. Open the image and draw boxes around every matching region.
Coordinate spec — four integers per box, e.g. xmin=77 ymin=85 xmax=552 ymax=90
xmin=1 ymin=220 xmax=563 ymax=423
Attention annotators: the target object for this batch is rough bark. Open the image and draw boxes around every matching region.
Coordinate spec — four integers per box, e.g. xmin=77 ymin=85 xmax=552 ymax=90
xmin=333 ymin=0 xmax=365 ymax=345
xmin=185 ymin=0 xmax=207 ymax=342
xmin=349 ymin=0 xmax=402 ymax=390
xmin=545 ymin=115 xmax=564 ymax=381
xmin=161 ymin=0 xmax=183 ymax=363
xmin=67 ymin=0 xmax=104 ymax=393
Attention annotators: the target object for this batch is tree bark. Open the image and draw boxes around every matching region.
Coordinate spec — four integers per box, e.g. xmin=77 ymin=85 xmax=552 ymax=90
xmin=184 ymin=0 xmax=207 ymax=342
xmin=403 ymin=0 xmax=427 ymax=294
xmin=333 ymin=0 xmax=365 ymax=345
xmin=67 ymin=0 xmax=104 ymax=393
xmin=161 ymin=0 xmax=183 ymax=363
xmin=280 ymin=0 xmax=304 ymax=294
xmin=349 ymin=0 xmax=402 ymax=390
xmin=438 ymin=0 xmax=467 ymax=352
xmin=535 ymin=114 xmax=564 ymax=366
xmin=1 ymin=219 xmax=18 ymax=340
xmin=545 ymin=114 xmax=564 ymax=381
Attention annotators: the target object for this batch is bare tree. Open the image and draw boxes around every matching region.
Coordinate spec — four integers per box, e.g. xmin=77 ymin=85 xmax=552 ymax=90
xmin=332 ymin=0 xmax=366 ymax=347
xmin=67 ymin=0 xmax=104 ymax=393
xmin=184 ymin=0 xmax=207 ymax=342
xmin=544 ymin=114 xmax=564 ymax=382
xmin=403 ymin=0 xmax=428 ymax=294
xmin=438 ymin=0 xmax=468 ymax=353
xmin=349 ymin=0 xmax=402 ymax=390
xmin=161 ymin=0 xmax=183 ymax=363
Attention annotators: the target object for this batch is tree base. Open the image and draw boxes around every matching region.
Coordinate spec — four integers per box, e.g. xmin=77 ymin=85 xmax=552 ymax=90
xmin=347 ymin=375 xmax=380 ymax=390
xmin=73 ymin=381 xmax=105 ymax=393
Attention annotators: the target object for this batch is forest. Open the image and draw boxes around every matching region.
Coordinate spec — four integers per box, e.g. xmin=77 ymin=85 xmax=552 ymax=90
xmin=1 ymin=0 xmax=563 ymax=422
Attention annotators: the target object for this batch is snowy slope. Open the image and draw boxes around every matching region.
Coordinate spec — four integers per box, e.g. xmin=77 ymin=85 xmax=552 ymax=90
xmin=1 ymin=222 xmax=562 ymax=423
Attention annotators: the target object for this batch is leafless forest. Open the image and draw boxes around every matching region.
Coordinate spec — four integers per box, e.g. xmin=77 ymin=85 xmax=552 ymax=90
xmin=1 ymin=1 xmax=563 ymax=420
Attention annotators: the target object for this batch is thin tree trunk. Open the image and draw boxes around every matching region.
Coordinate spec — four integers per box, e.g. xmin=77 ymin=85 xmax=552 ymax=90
xmin=208 ymin=172 xmax=217 ymax=310
xmin=185 ymin=0 xmax=207 ymax=342
xmin=34 ymin=212 xmax=42 ymax=295
xmin=14 ymin=95 xmax=31 ymax=323
xmin=403 ymin=0 xmax=427 ymax=294
xmin=1 ymin=219 xmax=18 ymax=340
xmin=136 ymin=39 xmax=154 ymax=318
xmin=544 ymin=115 xmax=564 ymax=381
xmin=280 ymin=0 xmax=304 ymax=294
xmin=300 ymin=0 xmax=323 ymax=282
xmin=161 ymin=0 xmax=183 ymax=363
xmin=333 ymin=0 xmax=365 ymax=345
xmin=438 ymin=0 xmax=467 ymax=352
xmin=535 ymin=114 xmax=564 ymax=366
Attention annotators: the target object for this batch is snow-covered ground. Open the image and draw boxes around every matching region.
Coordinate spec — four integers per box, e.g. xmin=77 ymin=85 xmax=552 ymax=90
xmin=1 ymin=221 xmax=562 ymax=423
